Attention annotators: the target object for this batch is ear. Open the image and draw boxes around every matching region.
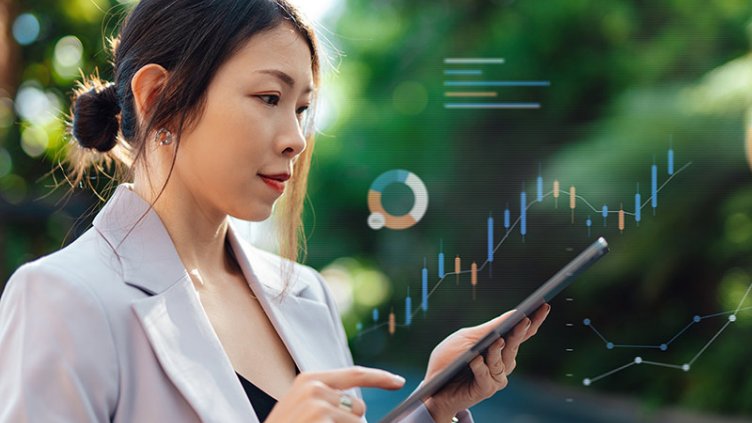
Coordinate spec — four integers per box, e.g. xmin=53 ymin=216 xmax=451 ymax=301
xmin=131 ymin=63 xmax=169 ymax=125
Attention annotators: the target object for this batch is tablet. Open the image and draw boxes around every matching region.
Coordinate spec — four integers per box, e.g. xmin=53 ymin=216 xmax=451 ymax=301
xmin=380 ymin=237 xmax=609 ymax=423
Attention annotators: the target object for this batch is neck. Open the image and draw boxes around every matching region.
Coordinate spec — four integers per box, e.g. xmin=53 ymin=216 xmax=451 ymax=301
xmin=130 ymin=176 xmax=234 ymax=286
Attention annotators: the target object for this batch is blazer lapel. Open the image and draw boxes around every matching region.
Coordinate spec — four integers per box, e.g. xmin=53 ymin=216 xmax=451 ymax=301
xmin=92 ymin=184 xmax=350 ymax=422
xmin=226 ymin=223 xmax=349 ymax=374
xmin=131 ymin=277 xmax=257 ymax=422
xmin=93 ymin=185 xmax=256 ymax=423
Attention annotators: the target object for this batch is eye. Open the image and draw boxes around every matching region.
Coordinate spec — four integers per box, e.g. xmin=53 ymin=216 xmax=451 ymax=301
xmin=257 ymin=94 xmax=280 ymax=106
xmin=296 ymin=105 xmax=310 ymax=116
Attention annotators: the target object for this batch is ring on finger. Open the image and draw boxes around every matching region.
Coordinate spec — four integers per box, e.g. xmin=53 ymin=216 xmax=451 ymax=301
xmin=338 ymin=394 xmax=354 ymax=413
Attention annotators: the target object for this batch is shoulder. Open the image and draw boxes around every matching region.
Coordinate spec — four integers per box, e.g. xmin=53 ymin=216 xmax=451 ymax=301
xmin=1 ymin=240 xmax=118 ymax=340
xmin=0 ymin=227 xmax=122 ymax=364
xmin=0 ymin=232 xmax=121 ymax=421
xmin=2 ymin=226 xmax=139 ymax=312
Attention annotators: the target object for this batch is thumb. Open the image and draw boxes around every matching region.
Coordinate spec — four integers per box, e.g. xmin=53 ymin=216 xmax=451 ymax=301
xmin=466 ymin=309 xmax=525 ymax=336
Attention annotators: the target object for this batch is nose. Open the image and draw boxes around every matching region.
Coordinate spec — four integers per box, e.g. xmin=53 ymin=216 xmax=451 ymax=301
xmin=278 ymin=116 xmax=307 ymax=159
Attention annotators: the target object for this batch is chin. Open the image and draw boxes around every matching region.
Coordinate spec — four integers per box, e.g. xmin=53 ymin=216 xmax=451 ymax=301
xmin=227 ymin=202 xmax=274 ymax=222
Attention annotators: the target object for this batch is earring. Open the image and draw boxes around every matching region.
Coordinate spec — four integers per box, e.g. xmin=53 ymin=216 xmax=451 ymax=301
xmin=155 ymin=128 xmax=174 ymax=146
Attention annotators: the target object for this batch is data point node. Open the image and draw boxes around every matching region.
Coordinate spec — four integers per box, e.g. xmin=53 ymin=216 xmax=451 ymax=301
xmin=634 ymin=356 xmax=642 ymax=364
xmin=682 ymin=364 xmax=690 ymax=372
xmin=583 ymin=318 xmax=591 ymax=326
xmin=729 ymin=314 xmax=737 ymax=322
xmin=606 ymin=342 xmax=614 ymax=350
xmin=583 ymin=378 xmax=591 ymax=386
xmin=693 ymin=315 xmax=701 ymax=323
xmin=660 ymin=344 xmax=668 ymax=351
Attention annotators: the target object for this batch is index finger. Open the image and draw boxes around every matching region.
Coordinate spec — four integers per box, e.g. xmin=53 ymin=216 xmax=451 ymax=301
xmin=304 ymin=366 xmax=406 ymax=391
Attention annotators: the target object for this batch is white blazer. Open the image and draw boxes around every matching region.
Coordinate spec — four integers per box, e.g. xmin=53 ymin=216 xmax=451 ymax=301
xmin=0 ymin=184 xmax=472 ymax=423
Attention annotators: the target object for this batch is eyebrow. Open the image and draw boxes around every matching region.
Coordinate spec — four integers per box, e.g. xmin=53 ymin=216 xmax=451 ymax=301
xmin=256 ymin=69 xmax=314 ymax=94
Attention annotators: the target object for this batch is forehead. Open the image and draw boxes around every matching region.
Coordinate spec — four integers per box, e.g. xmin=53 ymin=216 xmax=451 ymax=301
xmin=224 ymin=23 xmax=314 ymax=84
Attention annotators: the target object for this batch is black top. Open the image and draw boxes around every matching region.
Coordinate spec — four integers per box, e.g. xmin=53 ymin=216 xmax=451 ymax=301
xmin=236 ymin=372 xmax=277 ymax=422
xmin=235 ymin=366 xmax=300 ymax=422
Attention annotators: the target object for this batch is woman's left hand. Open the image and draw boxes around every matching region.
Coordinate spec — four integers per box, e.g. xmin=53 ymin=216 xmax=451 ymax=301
xmin=422 ymin=303 xmax=551 ymax=421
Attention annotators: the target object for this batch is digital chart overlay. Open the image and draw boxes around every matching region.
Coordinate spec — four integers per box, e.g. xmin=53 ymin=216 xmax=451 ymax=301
xmin=443 ymin=57 xmax=550 ymax=110
xmin=580 ymin=283 xmax=752 ymax=386
xmin=367 ymin=169 xmax=429 ymax=231
xmin=356 ymin=147 xmax=690 ymax=337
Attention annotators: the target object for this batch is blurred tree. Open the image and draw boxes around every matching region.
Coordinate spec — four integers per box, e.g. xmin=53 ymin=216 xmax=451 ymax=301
xmin=0 ymin=0 xmax=127 ymax=284
xmin=0 ymin=0 xmax=20 ymax=93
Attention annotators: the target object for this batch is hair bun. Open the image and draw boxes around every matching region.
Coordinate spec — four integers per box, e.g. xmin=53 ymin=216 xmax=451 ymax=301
xmin=72 ymin=83 xmax=121 ymax=153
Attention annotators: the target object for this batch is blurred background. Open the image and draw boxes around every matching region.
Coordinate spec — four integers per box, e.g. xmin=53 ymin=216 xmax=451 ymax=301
xmin=2 ymin=0 xmax=752 ymax=421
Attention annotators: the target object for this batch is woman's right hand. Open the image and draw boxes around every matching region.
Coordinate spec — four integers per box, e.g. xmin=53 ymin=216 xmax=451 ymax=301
xmin=265 ymin=366 xmax=406 ymax=422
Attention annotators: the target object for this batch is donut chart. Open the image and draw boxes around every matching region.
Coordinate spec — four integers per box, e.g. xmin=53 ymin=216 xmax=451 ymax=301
xmin=367 ymin=169 xmax=428 ymax=230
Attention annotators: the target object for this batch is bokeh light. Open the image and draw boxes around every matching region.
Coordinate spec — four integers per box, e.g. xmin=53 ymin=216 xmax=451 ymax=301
xmin=320 ymin=263 xmax=355 ymax=313
xmin=53 ymin=36 xmax=84 ymax=80
xmin=20 ymin=125 xmax=49 ymax=158
xmin=352 ymin=268 xmax=391 ymax=308
xmin=14 ymin=81 xmax=62 ymax=127
xmin=12 ymin=13 xmax=40 ymax=46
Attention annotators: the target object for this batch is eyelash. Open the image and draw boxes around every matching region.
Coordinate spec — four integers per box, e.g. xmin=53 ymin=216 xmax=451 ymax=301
xmin=257 ymin=95 xmax=309 ymax=116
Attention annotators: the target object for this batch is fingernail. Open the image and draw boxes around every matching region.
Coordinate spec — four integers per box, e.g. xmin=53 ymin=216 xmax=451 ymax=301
xmin=545 ymin=304 xmax=551 ymax=313
xmin=392 ymin=375 xmax=406 ymax=384
xmin=525 ymin=318 xmax=532 ymax=329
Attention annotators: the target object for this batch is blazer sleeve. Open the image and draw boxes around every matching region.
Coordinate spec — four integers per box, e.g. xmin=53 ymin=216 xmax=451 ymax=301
xmin=0 ymin=261 xmax=119 ymax=422
xmin=311 ymin=268 xmax=474 ymax=423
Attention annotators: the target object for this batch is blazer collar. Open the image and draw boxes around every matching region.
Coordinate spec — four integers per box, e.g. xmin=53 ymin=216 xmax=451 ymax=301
xmin=91 ymin=183 xmax=309 ymax=297
xmin=226 ymin=227 xmax=349 ymax=375
xmin=91 ymin=184 xmax=345 ymax=422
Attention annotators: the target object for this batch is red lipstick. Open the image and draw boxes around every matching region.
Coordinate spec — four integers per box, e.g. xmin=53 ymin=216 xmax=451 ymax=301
xmin=258 ymin=173 xmax=290 ymax=194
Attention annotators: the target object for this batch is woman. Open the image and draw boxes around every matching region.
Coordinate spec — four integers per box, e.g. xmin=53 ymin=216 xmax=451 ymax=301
xmin=0 ymin=1 xmax=549 ymax=422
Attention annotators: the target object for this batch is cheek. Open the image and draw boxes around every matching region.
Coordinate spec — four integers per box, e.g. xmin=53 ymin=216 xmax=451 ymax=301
xmin=200 ymin=96 xmax=249 ymax=144
xmin=177 ymin=97 xmax=269 ymax=189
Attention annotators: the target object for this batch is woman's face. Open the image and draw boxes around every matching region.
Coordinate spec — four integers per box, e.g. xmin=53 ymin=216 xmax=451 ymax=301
xmin=173 ymin=23 xmax=313 ymax=221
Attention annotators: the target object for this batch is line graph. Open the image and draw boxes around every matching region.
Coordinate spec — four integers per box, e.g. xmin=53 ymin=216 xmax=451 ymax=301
xmin=581 ymin=282 xmax=752 ymax=386
xmin=356 ymin=149 xmax=691 ymax=337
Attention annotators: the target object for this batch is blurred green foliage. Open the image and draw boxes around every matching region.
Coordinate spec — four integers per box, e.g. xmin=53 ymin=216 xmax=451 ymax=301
xmin=304 ymin=0 xmax=752 ymax=418
xmin=3 ymin=0 xmax=752 ymax=419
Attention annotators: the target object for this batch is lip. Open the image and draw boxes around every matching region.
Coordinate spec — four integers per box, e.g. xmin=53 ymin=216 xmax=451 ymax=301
xmin=259 ymin=173 xmax=291 ymax=182
xmin=258 ymin=173 xmax=290 ymax=194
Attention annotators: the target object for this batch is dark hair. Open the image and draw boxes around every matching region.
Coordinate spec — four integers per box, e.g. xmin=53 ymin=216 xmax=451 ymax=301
xmin=72 ymin=83 xmax=120 ymax=152
xmin=65 ymin=0 xmax=320 ymax=264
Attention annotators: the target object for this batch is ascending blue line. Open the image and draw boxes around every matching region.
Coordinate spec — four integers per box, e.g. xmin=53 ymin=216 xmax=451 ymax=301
xmin=444 ymin=80 xmax=551 ymax=87
xmin=444 ymin=70 xmax=483 ymax=75
xmin=665 ymin=320 xmax=696 ymax=345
